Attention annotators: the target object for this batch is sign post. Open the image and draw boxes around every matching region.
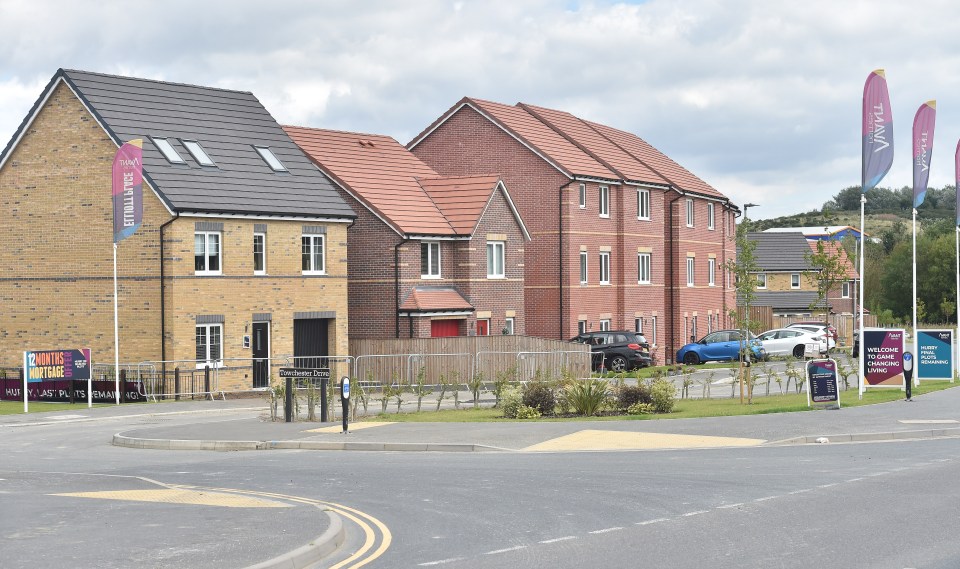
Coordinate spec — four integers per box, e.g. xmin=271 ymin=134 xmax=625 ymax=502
xmin=916 ymin=329 xmax=954 ymax=381
xmin=806 ymin=359 xmax=840 ymax=410
xmin=341 ymin=376 xmax=350 ymax=434
xmin=22 ymin=349 xmax=93 ymax=412
xmin=278 ymin=367 xmax=330 ymax=423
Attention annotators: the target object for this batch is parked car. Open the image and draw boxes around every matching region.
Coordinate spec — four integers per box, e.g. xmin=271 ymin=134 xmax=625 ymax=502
xmin=676 ymin=329 xmax=767 ymax=365
xmin=570 ymin=331 xmax=653 ymax=372
xmin=757 ymin=327 xmax=828 ymax=358
xmin=786 ymin=323 xmax=837 ymax=349
xmin=787 ymin=321 xmax=838 ymax=343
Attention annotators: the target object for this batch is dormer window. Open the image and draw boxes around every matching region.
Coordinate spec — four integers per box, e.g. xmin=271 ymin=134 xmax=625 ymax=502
xmin=254 ymin=146 xmax=287 ymax=172
xmin=153 ymin=137 xmax=185 ymax=164
xmin=182 ymin=140 xmax=215 ymax=166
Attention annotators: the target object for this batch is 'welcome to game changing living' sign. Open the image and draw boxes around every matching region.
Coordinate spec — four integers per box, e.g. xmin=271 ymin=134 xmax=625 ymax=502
xmin=861 ymin=329 xmax=905 ymax=393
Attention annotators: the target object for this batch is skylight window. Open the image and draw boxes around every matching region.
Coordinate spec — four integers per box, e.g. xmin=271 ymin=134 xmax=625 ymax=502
xmin=182 ymin=140 xmax=215 ymax=166
xmin=254 ymin=146 xmax=287 ymax=172
xmin=153 ymin=137 xmax=185 ymax=164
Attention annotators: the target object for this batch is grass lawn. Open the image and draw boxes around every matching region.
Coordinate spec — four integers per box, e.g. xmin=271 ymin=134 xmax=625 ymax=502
xmin=367 ymin=380 xmax=957 ymax=423
xmin=0 ymin=400 xmax=114 ymax=415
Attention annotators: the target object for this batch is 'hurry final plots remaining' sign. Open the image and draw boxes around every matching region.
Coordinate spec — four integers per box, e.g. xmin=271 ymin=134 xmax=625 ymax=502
xmin=917 ymin=329 xmax=954 ymax=381
xmin=862 ymin=329 xmax=905 ymax=393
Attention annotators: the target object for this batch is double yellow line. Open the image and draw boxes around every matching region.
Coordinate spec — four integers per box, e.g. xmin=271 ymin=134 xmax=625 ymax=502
xmin=175 ymin=484 xmax=392 ymax=568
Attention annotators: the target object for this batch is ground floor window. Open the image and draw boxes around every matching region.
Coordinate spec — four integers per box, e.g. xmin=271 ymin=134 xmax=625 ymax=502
xmin=504 ymin=317 xmax=515 ymax=335
xmin=196 ymin=324 xmax=222 ymax=367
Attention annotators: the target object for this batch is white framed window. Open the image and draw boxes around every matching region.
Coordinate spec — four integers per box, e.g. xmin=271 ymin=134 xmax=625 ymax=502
xmin=253 ymin=232 xmax=266 ymax=275
xmin=635 ymin=317 xmax=643 ymax=334
xmin=599 ymin=186 xmax=609 ymax=217
xmin=194 ymin=231 xmax=221 ymax=275
xmin=153 ymin=137 xmax=185 ymax=164
xmin=757 ymin=273 xmax=767 ymax=289
xmin=599 ymin=319 xmax=611 ymax=331
xmin=686 ymin=199 xmax=695 ymax=227
xmin=599 ymin=252 xmax=610 ymax=285
xmin=504 ymin=317 xmax=515 ymax=335
xmin=708 ymin=258 xmax=716 ymax=286
xmin=578 ymin=183 xmax=586 ymax=208
xmin=691 ymin=316 xmax=698 ymax=340
xmin=842 ymin=281 xmax=850 ymax=298
xmin=707 ymin=314 xmax=713 ymax=333
xmin=791 ymin=273 xmax=801 ymax=289
xmin=637 ymin=188 xmax=650 ymax=220
xmin=421 ymin=241 xmax=441 ymax=278
xmin=182 ymin=140 xmax=215 ymax=166
xmin=638 ymin=252 xmax=651 ymax=284
xmin=686 ymin=257 xmax=695 ymax=287
xmin=684 ymin=316 xmax=689 ymax=342
xmin=486 ymin=241 xmax=505 ymax=278
xmin=254 ymin=145 xmax=287 ymax=172
xmin=707 ymin=202 xmax=715 ymax=230
xmin=579 ymin=251 xmax=588 ymax=284
xmin=578 ymin=320 xmax=587 ymax=335
xmin=195 ymin=323 xmax=222 ymax=368
xmin=301 ymin=234 xmax=325 ymax=274
xmin=651 ymin=316 xmax=657 ymax=346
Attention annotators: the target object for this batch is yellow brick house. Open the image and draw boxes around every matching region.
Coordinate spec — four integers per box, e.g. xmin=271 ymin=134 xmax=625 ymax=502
xmin=0 ymin=69 xmax=355 ymax=392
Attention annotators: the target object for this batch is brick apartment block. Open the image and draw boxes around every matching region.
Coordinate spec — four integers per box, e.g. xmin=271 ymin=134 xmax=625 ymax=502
xmin=0 ymin=69 xmax=355 ymax=391
xmin=409 ymin=98 xmax=738 ymax=363
xmin=285 ymin=127 xmax=529 ymax=338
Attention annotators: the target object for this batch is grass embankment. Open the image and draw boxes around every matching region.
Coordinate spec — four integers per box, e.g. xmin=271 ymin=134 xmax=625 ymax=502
xmin=370 ymin=380 xmax=957 ymax=423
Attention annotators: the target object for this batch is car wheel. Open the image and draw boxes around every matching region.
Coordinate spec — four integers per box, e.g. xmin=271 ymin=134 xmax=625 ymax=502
xmin=609 ymin=355 xmax=628 ymax=372
xmin=683 ymin=352 xmax=700 ymax=365
xmin=792 ymin=344 xmax=805 ymax=358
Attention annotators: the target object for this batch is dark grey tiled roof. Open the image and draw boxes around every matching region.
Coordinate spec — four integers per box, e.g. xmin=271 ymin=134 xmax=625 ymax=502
xmin=745 ymin=232 xmax=813 ymax=271
xmin=59 ymin=69 xmax=354 ymax=219
xmin=741 ymin=291 xmax=829 ymax=311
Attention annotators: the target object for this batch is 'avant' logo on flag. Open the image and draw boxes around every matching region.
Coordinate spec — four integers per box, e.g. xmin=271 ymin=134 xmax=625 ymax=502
xmin=112 ymin=139 xmax=143 ymax=243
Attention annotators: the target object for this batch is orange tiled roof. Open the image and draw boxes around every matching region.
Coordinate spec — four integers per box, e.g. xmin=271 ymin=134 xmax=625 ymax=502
xmin=418 ymin=174 xmax=502 ymax=235
xmin=399 ymin=287 xmax=474 ymax=312
xmin=284 ymin=126 xmax=456 ymax=235
xmin=808 ymin=240 xmax=859 ymax=279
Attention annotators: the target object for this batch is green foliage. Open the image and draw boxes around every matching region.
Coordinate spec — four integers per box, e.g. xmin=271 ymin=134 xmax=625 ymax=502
xmin=627 ymin=402 xmax=655 ymax=415
xmin=411 ymin=366 xmax=430 ymax=413
xmin=467 ymin=371 xmax=485 ymax=408
xmin=562 ymin=378 xmax=609 ymax=416
xmin=492 ymin=366 xmax=516 ymax=407
xmin=616 ymin=383 xmax=652 ymax=410
xmin=521 ymin=381 xmax=556 ymax=416
xmin=500 ymin=386 xmax=523 ymax=419
xmin=649 ymin=378 xmax=676 ymax=414
xmin=514 ymin=404 xmax=541 ymax=420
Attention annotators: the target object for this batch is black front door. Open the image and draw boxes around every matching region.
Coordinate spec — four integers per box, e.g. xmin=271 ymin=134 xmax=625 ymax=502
xmin=294 ymin=318 xmax=328 ymax=369
xmin=252 ymin=322 xmax=269 ymax=388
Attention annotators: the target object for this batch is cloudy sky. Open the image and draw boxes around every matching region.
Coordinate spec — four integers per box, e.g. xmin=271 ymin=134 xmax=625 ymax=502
xmin=3 ymin=0 xmax=960 ymax=219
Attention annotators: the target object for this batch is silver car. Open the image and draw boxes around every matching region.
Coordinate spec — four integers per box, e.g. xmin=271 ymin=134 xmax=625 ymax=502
xmin=757 ymin=328 xmax=828 ymax=358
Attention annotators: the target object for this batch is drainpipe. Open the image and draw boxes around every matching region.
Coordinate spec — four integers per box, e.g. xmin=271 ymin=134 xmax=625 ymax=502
xmin=666 ymin=191 xmax=684 ymax=364
xmin=395 ymin=238 xmax=409 ymax=338
xmin=559 ymin=181 xmax=566 ymax=339
xmin=159 ymin=213 xmax=179 ymax=383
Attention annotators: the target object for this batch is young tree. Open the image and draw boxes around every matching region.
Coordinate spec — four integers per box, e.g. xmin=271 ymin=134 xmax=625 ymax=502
xmin=804 ymin=240 xmax=851 ymax=357
xmin=727 ymin=220 xmax=761 ymax=404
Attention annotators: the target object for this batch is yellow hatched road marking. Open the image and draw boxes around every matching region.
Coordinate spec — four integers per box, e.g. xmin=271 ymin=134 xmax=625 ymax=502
xmin=53 ymin=488 xmax=289 ymax=508
xmin=305 ymin=422 xmax=395 ymax=433
xmin=524 ymin=429 xmax=765 ymax=451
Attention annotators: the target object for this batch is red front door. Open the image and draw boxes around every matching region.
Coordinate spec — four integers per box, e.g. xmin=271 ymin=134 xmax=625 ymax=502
xmin=431 ymin=319 xmax=460 ymax=338
xmin=476 ymin=319 xmax=490 ymax=336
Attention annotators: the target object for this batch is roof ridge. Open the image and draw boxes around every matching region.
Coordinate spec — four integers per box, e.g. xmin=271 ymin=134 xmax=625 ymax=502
xmin=62 ymin=68 xmax=254 ymax=95
xmin=282 ymin=124 xmax=401 ymax=141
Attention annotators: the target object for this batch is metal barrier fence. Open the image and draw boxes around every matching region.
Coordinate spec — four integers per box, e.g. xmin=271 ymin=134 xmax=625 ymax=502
xmin=476 ymin=350 xmax=591 ymax=382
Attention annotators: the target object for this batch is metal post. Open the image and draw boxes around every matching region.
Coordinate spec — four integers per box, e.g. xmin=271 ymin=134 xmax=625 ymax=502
xmin=320 ymin=376 xmax=329 ymax=422
xmin=204 ymin=365 xmax=211 ymax=399
xmin=174 ymin=367 xmax=180 ymax=401
xmin=285 ymin=376 xmax=293 ymax=423
xmin=120 ymin=369 xmax=127 ymax=403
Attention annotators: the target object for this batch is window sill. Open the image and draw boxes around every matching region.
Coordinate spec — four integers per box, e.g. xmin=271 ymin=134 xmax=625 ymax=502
xmin=195 ymin=271 xmax=222 ymax=276
xmin=302 ymin=271 xmax=326 ymax=276
xmin=487 ymin=275 xmax=506 ymax=280
xmin=599 ymin=215 xmax=610 ymax=219
xmin=420 ymin=275 xmax=442 ymax=280
xmin=637 ymin=217 xmax=650 ymax=221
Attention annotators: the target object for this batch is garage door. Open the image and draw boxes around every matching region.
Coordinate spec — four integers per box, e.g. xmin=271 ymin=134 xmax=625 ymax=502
xmin=431 ymin=319 xmax=460 ymax=338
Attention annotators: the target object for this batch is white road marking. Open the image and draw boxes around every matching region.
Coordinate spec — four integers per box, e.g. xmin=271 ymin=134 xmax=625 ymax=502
xmin=419 ymin=558 xmax=466 ymax=566
xmin=818 ymin=483 xmax=839 ymax=488
xmin=589 ymin=527 xmax=623 ymax=534
xmin=484 ymin=545 xmax=527 ymax=555
xmin=866 ymin=472 xmax=888 ymax=477
xmin=789 ymin=489 xmax=812 ymax=495
xmin=716 ymin=503 xmax=744 ymax=509
xmin=540 ymin=536 xmax=577 ymax=544
xmin=754 ymin=496 xmax=778 ymax=502
xmin=683 ymin=510 xmax=710 ymax=517
xmin=636 ymin=517 xmax=670 ymax=525
xmin=846 ymin=478 xmax=865 ymax=483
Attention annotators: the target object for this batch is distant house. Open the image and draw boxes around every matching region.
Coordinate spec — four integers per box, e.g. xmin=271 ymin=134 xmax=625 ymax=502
xmin=764 ymin=225 xmax=868 ymax=242
xmin=742 ymin=232 xmax=858 ymax=317
xmin=285 ymin=126 xmax=529 ymax=338
xmin=0 ymin=69 xmax=355 ymax=390
xmin=408 ymin=97 xmax=738 ymax=363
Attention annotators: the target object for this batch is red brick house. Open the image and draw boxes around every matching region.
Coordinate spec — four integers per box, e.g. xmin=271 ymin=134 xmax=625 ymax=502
xmin=408 ymin=98 xmax=738 ymax=363
xmin=285 ymin=127 xmax=529 ymax=338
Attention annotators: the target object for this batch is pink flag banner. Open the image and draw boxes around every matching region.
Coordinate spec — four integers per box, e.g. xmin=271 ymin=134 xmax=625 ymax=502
xmin=862 ymin=70 xmax=894 ymax=192
xmin=912 ymin=101 xmax=936 ymax=209
xmin=112 ymin=139 xmax=143 ymax=243
xmin=955 ymin=140 xmax=960 ymax=226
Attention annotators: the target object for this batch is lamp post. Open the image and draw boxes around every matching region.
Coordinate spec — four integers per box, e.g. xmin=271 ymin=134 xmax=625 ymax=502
xmin=742 ymin=202 xmax=759 ymax=221
xmin=738 ymin=202 xmax=759 ymax=404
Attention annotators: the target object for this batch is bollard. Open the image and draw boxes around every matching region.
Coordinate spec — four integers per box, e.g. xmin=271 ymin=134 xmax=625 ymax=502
xmin=204 ymin=365 xmax=211 ymax=400
xmin=174 ymin=367 xmax=180 ymax=401
xmin=120 ymin=369 xmax=127 ymax=403
xmin=320 ymin=376 xmax=329 ymax=422
xmin=285 ymin=375 xmax=293 ymax=423
xmin=340 ymin=376 xmax=350 ymax=433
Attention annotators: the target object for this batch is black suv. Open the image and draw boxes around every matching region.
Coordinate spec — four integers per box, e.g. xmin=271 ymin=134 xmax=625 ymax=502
xmin=571 ymin=331 xmax=653 ymax=372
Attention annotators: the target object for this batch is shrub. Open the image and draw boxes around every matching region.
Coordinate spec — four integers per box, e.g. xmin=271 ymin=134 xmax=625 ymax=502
xmin=563 ymin=378 xmax=609 ymax=416
xmin=522 ymin=381 xmax=556 ymax=416
xmin=627 ymin=402 xmax=655 ymax=415
xmin=616 ymin=383 xmax=652 ymax=410
xmin=650 ymin=378 xmax=676 ymax=414
xmin=500 ymin=386 xmax=523 ymax=418
xmin=515 ymin=404 xmax=541 ymax=420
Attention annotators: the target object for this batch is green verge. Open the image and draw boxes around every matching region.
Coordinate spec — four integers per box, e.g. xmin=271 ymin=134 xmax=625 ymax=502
xmin=366 ymin=380 xmax=958 ymax=423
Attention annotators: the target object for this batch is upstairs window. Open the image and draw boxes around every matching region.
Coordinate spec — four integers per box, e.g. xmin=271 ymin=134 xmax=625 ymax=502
xmin=153 ymin=137 xmax=185 ymax=164
xmin=791 ymin=273 xmax=801 ymax=289
xmin=182 ymin=140 xmax=215 ymax=166
xmin=842 ymin=281 xmax=851 ymax=298
xmin=421 ymin=241 xmax=441 ymax=278
xmin=253 ymin=233 xmax=266 ymax=275
xmin=599 ymin=252 xmax=610 ymax=285
xmin=486 ymin=241 xmax=505 ymax=278
xmin=599 ymin=186 xmax=609 ymax=218
xmin=686 ymin=257 xmax=695 ymax=287
xmin=254 ymin=146 xmax=287 ymax=172
xmin=686 ymin=199 xmax=695 ymax=227
xmin=301 ymin=234 xmax=325 ymax=274
xmin=757 ymin=273 xmax=767 ymax=289
xmin=707 ymin=202 xmax=715 ymax=230
xmin=194 ymin=231 xmax=221 ymax=275
xmin=579 ymin=251 xmax=588 ymax=284
xmin=578 ymin=183 xmax=586 ymax=208
xmin=708 ymin=258 xmax=716 ymax=286
xmin=638 ymin=253 xmax=651 ymax=284
xmin=637 ymin=188 xmax=650 ymax=220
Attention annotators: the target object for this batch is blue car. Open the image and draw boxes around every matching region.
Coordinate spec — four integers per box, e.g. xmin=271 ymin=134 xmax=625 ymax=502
xmin=676 ymin=329 xmax=766 ymax=365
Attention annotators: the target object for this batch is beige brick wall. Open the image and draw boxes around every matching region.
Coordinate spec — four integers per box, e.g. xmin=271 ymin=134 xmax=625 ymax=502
xmin=0 ymin=81 xmax=350 ymax=391
xmin=756 ymin=272 xmax=813 ymax=292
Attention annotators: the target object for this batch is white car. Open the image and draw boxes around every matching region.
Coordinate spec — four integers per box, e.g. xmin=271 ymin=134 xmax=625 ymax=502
xmin=787 ymin=324 xmax=838 ymax=350
xmin=757 ymin=328 xmax=828 ymax=358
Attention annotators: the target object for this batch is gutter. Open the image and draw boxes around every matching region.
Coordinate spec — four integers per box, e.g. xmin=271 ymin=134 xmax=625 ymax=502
xmin=559 ymin=180 xmax=567 ymax=338
xmin=159 ymin=213 xmax=179 ymax=381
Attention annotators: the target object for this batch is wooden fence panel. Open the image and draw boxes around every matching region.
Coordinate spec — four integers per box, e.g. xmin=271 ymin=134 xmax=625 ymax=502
xmin=736 ymin=306 xmax=773 ymax=334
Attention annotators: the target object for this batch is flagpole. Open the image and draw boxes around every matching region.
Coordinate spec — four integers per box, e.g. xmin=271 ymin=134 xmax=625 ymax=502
xmin=912 ymin=207 xmax=918 ymax=388
xmin=113 ymin=241 xmax=120 ymax=405
xmin=859 ymin=195 xmax=866 ymax=400
xmin=955 ymin=226 xmax=958 ymax=383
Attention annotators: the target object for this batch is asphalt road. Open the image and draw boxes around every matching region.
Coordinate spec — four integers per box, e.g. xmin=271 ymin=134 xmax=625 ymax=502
xmin=3 ymin=401 xmax=959 ymax=568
